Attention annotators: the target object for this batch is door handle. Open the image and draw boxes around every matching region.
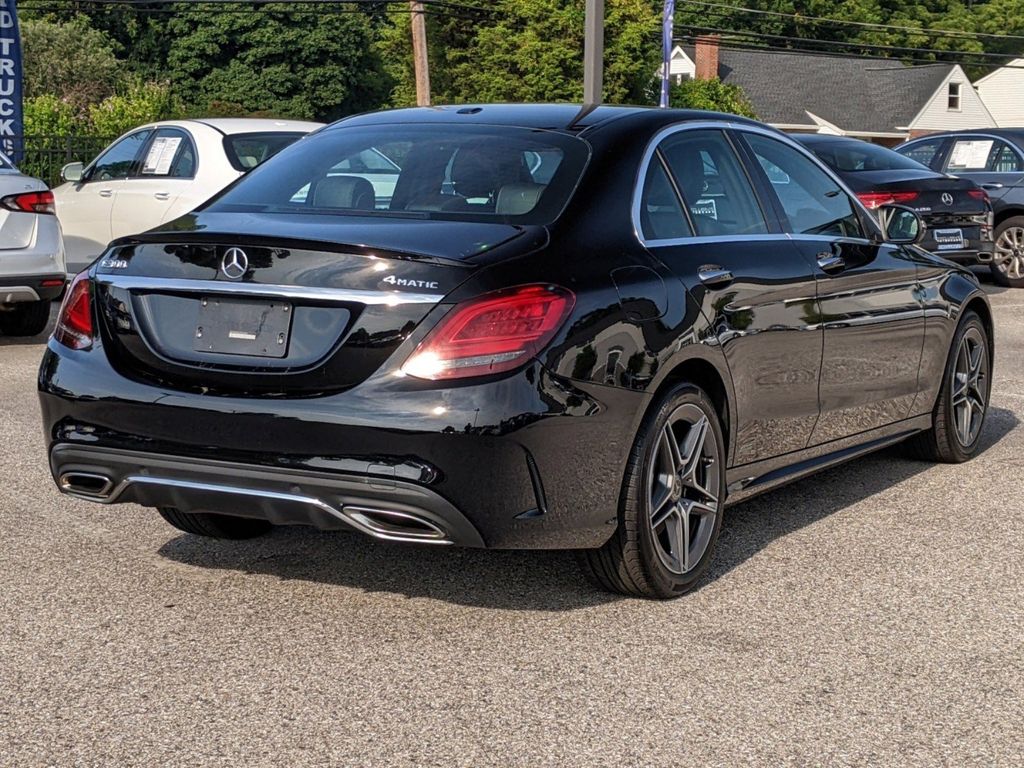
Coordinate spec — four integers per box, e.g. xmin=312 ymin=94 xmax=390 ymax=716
xmin=816 ymin=252 xmax=846 ymax=274
xmin=154 ymin=192 xmax=170 ymax=201
xmin=697 ymin=265 xmax=735 ymax=287
xmin=982 ymin=183 xmax=1004 ymax=190
xmin=98 ymin=189 xmax=113 ymax=198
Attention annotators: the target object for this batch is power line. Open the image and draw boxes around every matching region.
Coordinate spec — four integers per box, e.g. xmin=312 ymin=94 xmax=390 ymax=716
xmin=675 ymin=0 xmax=1024 ymax=44
xmin=678 ymin=25 xmax=1023 ymax=63
xmin=673 ymin=32 xmax=1024 ymax=71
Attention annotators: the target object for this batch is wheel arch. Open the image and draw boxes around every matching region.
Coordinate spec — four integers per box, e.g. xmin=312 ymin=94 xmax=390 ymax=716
xmin=963 ymin=293 xmax=995 ymax=361
xmin=994 ymin=207 xmax=1024 ymax=228
xmin=645 ymin=354 xmax=734 ymax=465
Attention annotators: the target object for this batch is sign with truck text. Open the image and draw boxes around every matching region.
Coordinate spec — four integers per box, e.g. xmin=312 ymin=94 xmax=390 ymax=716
xmin=0 ymin=0 xmax=22 ymax=163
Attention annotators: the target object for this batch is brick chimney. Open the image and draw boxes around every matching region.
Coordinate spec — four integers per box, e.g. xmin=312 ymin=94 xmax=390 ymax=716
xmin=694 ymin=35 xmax=720 ymax=80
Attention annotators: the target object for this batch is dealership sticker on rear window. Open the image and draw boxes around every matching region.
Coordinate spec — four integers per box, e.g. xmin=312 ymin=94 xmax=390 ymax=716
xmin=691 ymin=198 xmax=718 ymax=220
xmin=143 ymin=137 xmax=182 ymax=176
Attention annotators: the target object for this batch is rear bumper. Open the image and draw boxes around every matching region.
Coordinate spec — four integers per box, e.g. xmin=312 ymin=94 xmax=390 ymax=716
xmin=1 ymin=273 xmax=67 ymax=303
xmin=39 ymin=340 xmax=644 ymax=550
xmin=51 ymin=444 xmax=486 ymax=546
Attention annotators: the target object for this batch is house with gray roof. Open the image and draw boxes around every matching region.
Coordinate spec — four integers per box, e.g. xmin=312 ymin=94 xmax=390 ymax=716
xmin=665 ymin=39 xmax=996 ymax=145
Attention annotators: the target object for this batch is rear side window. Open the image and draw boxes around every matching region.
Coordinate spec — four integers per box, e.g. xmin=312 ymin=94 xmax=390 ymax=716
xmin=744 ymin=133 xmax=864 ymax=239
xmin=657 ymin=129 xmax=768 ymax=237
xmin=990 ymin=142 xmax=1022 ymax=172
xmin=223 ymin=132 xmax=307 ymax=172
xmin=898 ymin=138 xmax=945 ymax=168
xmin=638 ymin=160 xmax=692 ymax=241
xmin=209 ymin=124 xmax=589 ymax=225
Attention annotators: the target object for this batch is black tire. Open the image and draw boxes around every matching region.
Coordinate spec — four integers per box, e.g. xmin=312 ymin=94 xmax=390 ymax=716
xmin=990 ymin=215 xmax=1024 ymax=288
xmin=157 ymin=507 xmax=272 ymax=539
xmin=577 ymin=383 xmax=726 ymax=599
xmin=0 ymin=300 xmax=51 ymax=337
xmin=904 ymin=311 xmax=990 ymax=463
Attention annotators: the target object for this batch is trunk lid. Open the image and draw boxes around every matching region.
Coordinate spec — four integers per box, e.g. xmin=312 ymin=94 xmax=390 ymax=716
xmin=853 ymin=171 xmax=988 ymax=222
xmin=92 ymin=213 xmax=540 ymax=395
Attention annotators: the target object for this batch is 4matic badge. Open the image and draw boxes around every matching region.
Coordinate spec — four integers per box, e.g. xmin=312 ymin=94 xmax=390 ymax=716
xmin=381 ymin=275 xmax=440 ymax=290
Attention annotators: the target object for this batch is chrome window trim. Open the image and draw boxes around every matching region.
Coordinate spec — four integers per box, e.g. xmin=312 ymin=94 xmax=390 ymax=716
xmin=94 ymin=274 xmax=445 ymax=305
xmin=632 ymin=120 xmax=883 ymax=248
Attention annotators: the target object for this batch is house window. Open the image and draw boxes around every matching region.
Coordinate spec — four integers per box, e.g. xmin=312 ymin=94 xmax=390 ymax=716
xmin=948 ymin=82 xmax=962 ymax=111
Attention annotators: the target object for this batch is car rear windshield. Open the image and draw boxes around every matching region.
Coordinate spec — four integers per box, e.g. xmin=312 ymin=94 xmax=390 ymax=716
xmin=808 ymin=141 xmax=930 ymax=173
xmin=223 ymin=132 xmax=309 ymax=171
xmin=207 ymin=124 xmax=590 ymax=224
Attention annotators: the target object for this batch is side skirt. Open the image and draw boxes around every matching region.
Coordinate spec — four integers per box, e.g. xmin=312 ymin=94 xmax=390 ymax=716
xmin=724 ymin=414 xmax=932 ymax=507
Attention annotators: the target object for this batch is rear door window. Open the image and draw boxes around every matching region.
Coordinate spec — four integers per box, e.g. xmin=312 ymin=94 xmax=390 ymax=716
xmin=139 ymin=128 xmax=197 ymax=179
xmin=944 ymin=138 xmax=997 ymax=173
xmin=657 ymin=129 xmax=768 ymax=237
xmin=989 ymin=141 xmax=1022 ymax=172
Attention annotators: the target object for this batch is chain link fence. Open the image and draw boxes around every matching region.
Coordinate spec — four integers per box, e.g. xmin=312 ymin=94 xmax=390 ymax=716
xmin=10 ymin=136 xmax=115 ymax=188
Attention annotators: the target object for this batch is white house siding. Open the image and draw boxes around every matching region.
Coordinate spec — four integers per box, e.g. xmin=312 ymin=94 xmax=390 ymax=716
xmin=908 ymin=65 xmax=996 ymax=132
xmin=976 ymin=59 xmax=1024 ymax=127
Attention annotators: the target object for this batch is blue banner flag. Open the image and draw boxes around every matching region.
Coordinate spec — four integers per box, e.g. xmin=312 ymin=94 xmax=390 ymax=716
xmin=0 ymin=0 xmax=23 ymax=163
xmin=660 ymin=0 xmax=675 ymax=109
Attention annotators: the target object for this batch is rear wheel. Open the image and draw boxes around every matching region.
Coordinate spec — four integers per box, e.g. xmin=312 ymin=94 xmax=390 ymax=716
xmin=577 ymin=384 xmax=725 ymax=599
xmin=157 ymin=507 xmax=272 ymax=539
xmin=905 ymin=311 xmax=990 ymax=463
xmin=0 ymin=300 xmax=51 ymax=337
xmin=990 ymin=216 xmax=1024 ymax=288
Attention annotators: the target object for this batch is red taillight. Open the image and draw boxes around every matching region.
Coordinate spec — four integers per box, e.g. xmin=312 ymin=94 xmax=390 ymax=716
xmin=968 ymin=189 xmax=989 ymax=202
xmin=401 ymin=284 xmax=575 ymax=380
xmin=53 ymin=272 xmax=93 ymax=351
xmin=0 ymin=190 xmax=55 ymax=214
xmin=856 ymin=191 xmax=919 ymax=210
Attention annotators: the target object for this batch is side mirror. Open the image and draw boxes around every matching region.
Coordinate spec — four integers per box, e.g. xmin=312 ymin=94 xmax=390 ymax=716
xmin=879 ymin=204 xmax=925 ymax=245
xmin=61 ymin=162 xmax=84 ymax=183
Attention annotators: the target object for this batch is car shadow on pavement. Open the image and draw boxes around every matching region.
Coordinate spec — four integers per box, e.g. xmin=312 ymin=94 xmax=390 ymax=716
xmin=157 ymin=407 xmax=1018 ymax=611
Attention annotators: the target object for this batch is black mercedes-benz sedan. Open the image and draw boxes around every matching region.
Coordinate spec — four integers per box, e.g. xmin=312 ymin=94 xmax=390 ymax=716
xmin=39 ymin=105 xmax=994 ymax=598
xmin=795 ymin=134 xmax=994 ymax=274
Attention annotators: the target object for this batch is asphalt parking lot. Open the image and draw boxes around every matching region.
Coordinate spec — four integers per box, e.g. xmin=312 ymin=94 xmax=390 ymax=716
xmin=2 ymin=278 xmax=1022 ymax=767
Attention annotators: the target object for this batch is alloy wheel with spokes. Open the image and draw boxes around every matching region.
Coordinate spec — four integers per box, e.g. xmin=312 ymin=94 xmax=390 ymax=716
xmin=951 ymin=326 xmax=989 ymax=448
xmin=647 ymin=404 xmax=721 ymax=575
xmin=991 ymin=218 xmax=1024 ymax=288
xmin=576 ymin=383 xmax=726 ymax=599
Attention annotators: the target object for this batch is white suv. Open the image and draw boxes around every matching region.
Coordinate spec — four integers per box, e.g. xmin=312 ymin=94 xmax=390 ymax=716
xmin=53 ymin=118 xmax=323 ymax=274
xmin=0 ymin=150 xmax=66 ymax=337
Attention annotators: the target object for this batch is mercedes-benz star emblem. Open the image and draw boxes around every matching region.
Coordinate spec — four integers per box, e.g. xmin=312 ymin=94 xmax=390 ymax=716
xmin=221 ymin=247 xmax=249 ymax=280
xmin=941 ymin=192 xmax=954 ymax=206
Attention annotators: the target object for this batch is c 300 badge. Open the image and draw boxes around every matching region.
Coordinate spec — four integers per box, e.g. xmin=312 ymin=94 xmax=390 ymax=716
xmin=99 ymin=258 xmax=129 ymax=270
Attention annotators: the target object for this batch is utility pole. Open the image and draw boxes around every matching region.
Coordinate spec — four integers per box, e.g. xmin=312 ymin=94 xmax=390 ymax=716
xmin=410 ymin=1 xmax=431 ymax=106
xmin=583 ymin=0 xmax=604 ymax=106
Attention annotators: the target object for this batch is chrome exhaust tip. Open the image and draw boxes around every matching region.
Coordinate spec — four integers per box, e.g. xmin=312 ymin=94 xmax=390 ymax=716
xmin=345 ymin=506 xmax=450 ymax=542
xmin=58 ymin=472 xmax=115 ymax=499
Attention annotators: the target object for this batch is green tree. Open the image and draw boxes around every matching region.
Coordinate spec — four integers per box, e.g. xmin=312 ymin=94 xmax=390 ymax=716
xmin=87 ymin=80 xmax=181 ymax=138
xmin=20 ymin=17 xmax=124 ymax=115
xmin=670 ymin=78 xmax=757 ymax=118
xmin=380 ymin=0 xmax=661 ymax=106
xmin=166 ymin=5 xmax=391 ymax=121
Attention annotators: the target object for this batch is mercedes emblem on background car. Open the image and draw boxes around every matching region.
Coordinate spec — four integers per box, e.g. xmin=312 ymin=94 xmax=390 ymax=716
xmin=941 ymin=192 xmax=954 ymax=206
xmin=221 ymin=247 xmax=249 ymax=279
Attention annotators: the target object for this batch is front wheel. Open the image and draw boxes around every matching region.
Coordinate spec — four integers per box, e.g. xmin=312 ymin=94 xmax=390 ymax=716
xmin=905 ymin=311 xmax=991 ymax=463
xmin=577 ymin=384 xmax=726 ymax=599
xmin=990 ymin=216 xmax=1024 ymax=288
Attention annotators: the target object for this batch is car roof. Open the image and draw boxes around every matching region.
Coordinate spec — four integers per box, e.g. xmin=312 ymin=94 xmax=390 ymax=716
xmin=905 ymin=128 xmax=1024 ymax=145
xmin=139 ymin=118 xmax=324 ymax=136
xmin=325 ymin=103 xmax=765 ymax=135
xmin=792 ymin=134 xmax=868 ymax=146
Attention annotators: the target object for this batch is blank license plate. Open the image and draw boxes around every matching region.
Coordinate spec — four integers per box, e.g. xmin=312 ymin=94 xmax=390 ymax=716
xmin=934 ymin=228 xmax=965 ymax=251
xmin=193 ymin=297 xmax=293 ymax=358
